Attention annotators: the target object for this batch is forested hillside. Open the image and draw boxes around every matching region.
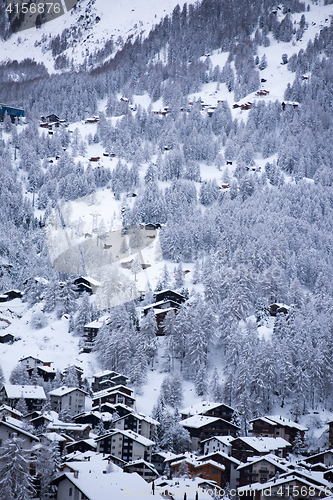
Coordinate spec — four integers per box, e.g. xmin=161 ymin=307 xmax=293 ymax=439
xmin=1 ymin=0 xmax=333 ymax=446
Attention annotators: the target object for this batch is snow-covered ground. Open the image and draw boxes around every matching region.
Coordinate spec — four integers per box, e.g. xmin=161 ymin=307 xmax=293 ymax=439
xmin=0 ymin=0 xmax=186 ymax=72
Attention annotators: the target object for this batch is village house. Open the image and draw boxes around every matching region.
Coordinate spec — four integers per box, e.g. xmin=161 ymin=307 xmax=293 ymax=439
xmin=0 ymin=384 xmax=46 ymax=412
xmin=249 ymin=415 xmax=308 ymax=444
xmin=238 ymin=475 xmax=327 ymax=500
xmin=201 ymin=435 xmax=234 ymax=455
xmin=19 ymin=355 xmax=52 ymax=370
xmin=95 ymin=429 xmax=155 ymax=462
xmin=269 ymin=303 xmax=289 ymax=316
xmin=92 ymin=386 xmax=135 ymax=408
xmin=83 ymin=316 xmax=110 ymax=352
xmin=180 ymin=401 xmax=235 ymax=422
xmin=198 ymin=450 xmax=241 ymax=489
xmin=123 ymin=459 xmax=159 ymax=481
xmin=179 ymin=415 xmax=240 ymax=452
xmin=48 ymin=387 xmax=87 ymax=416
xmin=73 ymin=410 xmax=114 ymax=430
xmin=0 ymin=404 xmax=23 ymax=421
xmin=113 ymin=411 xmax=159 ymax=440
xmin=54 ymin=469 xmax=154 ymax=500
xmin=303 ymin=450 xmax=333 ymax=468
xmin=0 ymin=418 xmax=39 ymax=450
xmin=47 ymin=422 xmax=91 ymax=442
xmin=151 ymin=451 xmax=177 ymax=475
xmin=73 ymin=276 xmax=101 ymax=295
xmin=65 ymin=438 xmax=97 ymax=455
xmin=231 ymin=437 xmax=292 ymax=462
xmin=237 ymin=454 xmax=289 ymax=487
xmin=91 ymin=370 xmax=129 ymax=392
xmin=170 ymin=456 xmax=226 ymax=487
xmin=0 ymin=332 xmax=15 ymax=344
xmin=90 ymin=401 xmax=133 ymax=418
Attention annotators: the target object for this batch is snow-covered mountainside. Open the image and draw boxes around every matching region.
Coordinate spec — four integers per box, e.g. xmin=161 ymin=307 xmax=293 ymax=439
xmin=1 ymin=0 xmax=333 ymax=461
xmin=0 ymin=0 xmax=186 ymax=72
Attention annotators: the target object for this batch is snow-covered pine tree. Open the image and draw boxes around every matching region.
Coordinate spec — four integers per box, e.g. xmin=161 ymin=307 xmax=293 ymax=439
xmin=0 ymin=435 xmax=36 ymax=500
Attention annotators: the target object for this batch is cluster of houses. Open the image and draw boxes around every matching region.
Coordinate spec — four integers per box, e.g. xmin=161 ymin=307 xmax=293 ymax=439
xmin=2 ymin=358 xmax=333 ymax=500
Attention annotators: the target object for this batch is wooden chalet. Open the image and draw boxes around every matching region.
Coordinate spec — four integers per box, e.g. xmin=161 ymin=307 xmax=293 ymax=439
xmin=73 ymin=410 xmax=113 ymax=430
xmin=91 ymin=370 xmax=129 ymax=392
xmin=199 ymin=451 xmax=241 ymax=489
xmin=123 ymin=460 xmax=159 ymax=481
xmin=0 ymin=384 xmax=46 ymax=412
xmin=249 ymin=415 xmax=307 ymax=444
xmin=180 ymin=401 xmax=235 ymax=422
xmin=92 ymin=386 xmax=135 ymax=409
xmin=238 ymin=475 xmax=327 ymax=500
xmin=303 ymin=450 xmax=333 ymax=468
xmin=180 ymin=415 xmax=240 ymax=452
xmin=73 ymin=276 xmax=100 ymax=295
xmin=170 ymin=457 xmax=226 ymax=487
xmin=270 ymin=303 xmax=289 ymax=316
xmin=231 ymin=437 xmax=292 ymax=462
xmin=154 ymin=289 xmax=186 ymax=305
xmin=237 ymin=454 xmax=288 ymax=487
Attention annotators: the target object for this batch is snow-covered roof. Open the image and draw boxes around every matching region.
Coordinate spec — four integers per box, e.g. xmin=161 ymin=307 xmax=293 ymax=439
xmin=48 ymin=422 xmax=91 ymax=432
xmin=155 ymin=478 xmax=216 ymax=500
xmin=278 ymin=469 xmax=330 ymax=487
xmin=265 ymin=415 xmax=308 ymax=431
xmin=201 ymin=435 xmax=234 ymax=446
xmin=84 ymin=316 xmax=110 ymax=329
xmin=56 ymin=471 xmax=151 ymax=500
xmin=96 ymin=429 xmax=155 ymax=447
xmin=180 ymin=400 xmax=234 ymax=416
xmin=114 ymin=411 xmax=159 ymax=425
xmin=198 ymin=450 xmax=241 ymax=465
xmin=0 ymin=418 xmax=39 ymax=441
xmin=180 ymin=415 xmax=221 ymax=428
xmin=125 ymin=459 xmax=158 ymax=474
xmin=235 ymin=436 xmax=291 ymax=452
xmin=81 ymin=276 xmax=101 ymax=287
xmin=43 ymin=432 xmax=67 ymax=442
xmin=3 ymin=384 xmax=46 ymax=400
xmin=238 ymin=475 xmax=324 ymax=494
xmin=0 ymin=404 xmax=23 ymax=417
xmin=93 ymin=369 xmax=119 ymax=378
xmin=92 ymin=385 xmax=134 ymax=399
xmin=237 ymin=453 xmax=289 ymax=471
xmin=48 ymin=386 xmax=87 ymax=397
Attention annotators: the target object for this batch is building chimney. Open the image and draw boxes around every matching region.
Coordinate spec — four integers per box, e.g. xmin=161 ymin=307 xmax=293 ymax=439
xmin=74 ymin=470 xmax=79 ymax=478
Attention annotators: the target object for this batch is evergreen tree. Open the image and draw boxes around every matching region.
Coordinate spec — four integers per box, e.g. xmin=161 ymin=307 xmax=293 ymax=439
xmin=35 ymin=440 xmax=60 ymax=500
xmin=0 ymin=435 xmax=36 ymax=500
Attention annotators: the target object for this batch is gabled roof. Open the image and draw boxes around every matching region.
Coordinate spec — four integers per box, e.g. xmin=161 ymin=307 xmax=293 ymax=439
xmin=0 ymin=419 xmax=39 ymax=441
xmin=95 ymin=429 xmax=155 ymax=447
xmin=237 ymin=453 xmax=289 ymax=471
xmin=124 ymin=459 xmax=158 ymax=474
xmin=180 ymin=401 xmax=235 ymax=416
xmin=19 ymin=355 xmax=50 ymax=364
xmin=238 ymin=475 xmax=325 ymax=494
xmin=54 ymin=471 xmax=153 ymax=500
xmin=48 ymin=386 xmax=87 ymax=397
xmin=2 ymin=384 xmax=46 ymax=400
xmin=250 ymin=415 xmax=308 ymax=432
xmin=233 ymin=436 xmax=291 ymax=452
xmin=180 ymin=415 xmax=239 ymax=430
xmin=198 ymin=450 xmax=241 ymax=466
xmin=201 ymin=435 xmax=234 ymax=446
xmin=114 ymin=412 xmax=159 ymax=426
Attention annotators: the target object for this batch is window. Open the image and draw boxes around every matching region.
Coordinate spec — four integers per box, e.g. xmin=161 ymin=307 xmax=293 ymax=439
xmin=0 ymin=439 xmax=2 ymax=446
xmin=212 ymin=467 xmax=218 ymax=474
xmin=69 ymin=396 xmax=72 ymax=406
xmin=69 ymin=487 xmax=73 ymax=497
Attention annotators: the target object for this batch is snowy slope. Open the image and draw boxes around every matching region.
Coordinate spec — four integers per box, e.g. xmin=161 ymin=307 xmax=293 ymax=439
xmin=0 ymin=0 xmax=186 ymax=72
